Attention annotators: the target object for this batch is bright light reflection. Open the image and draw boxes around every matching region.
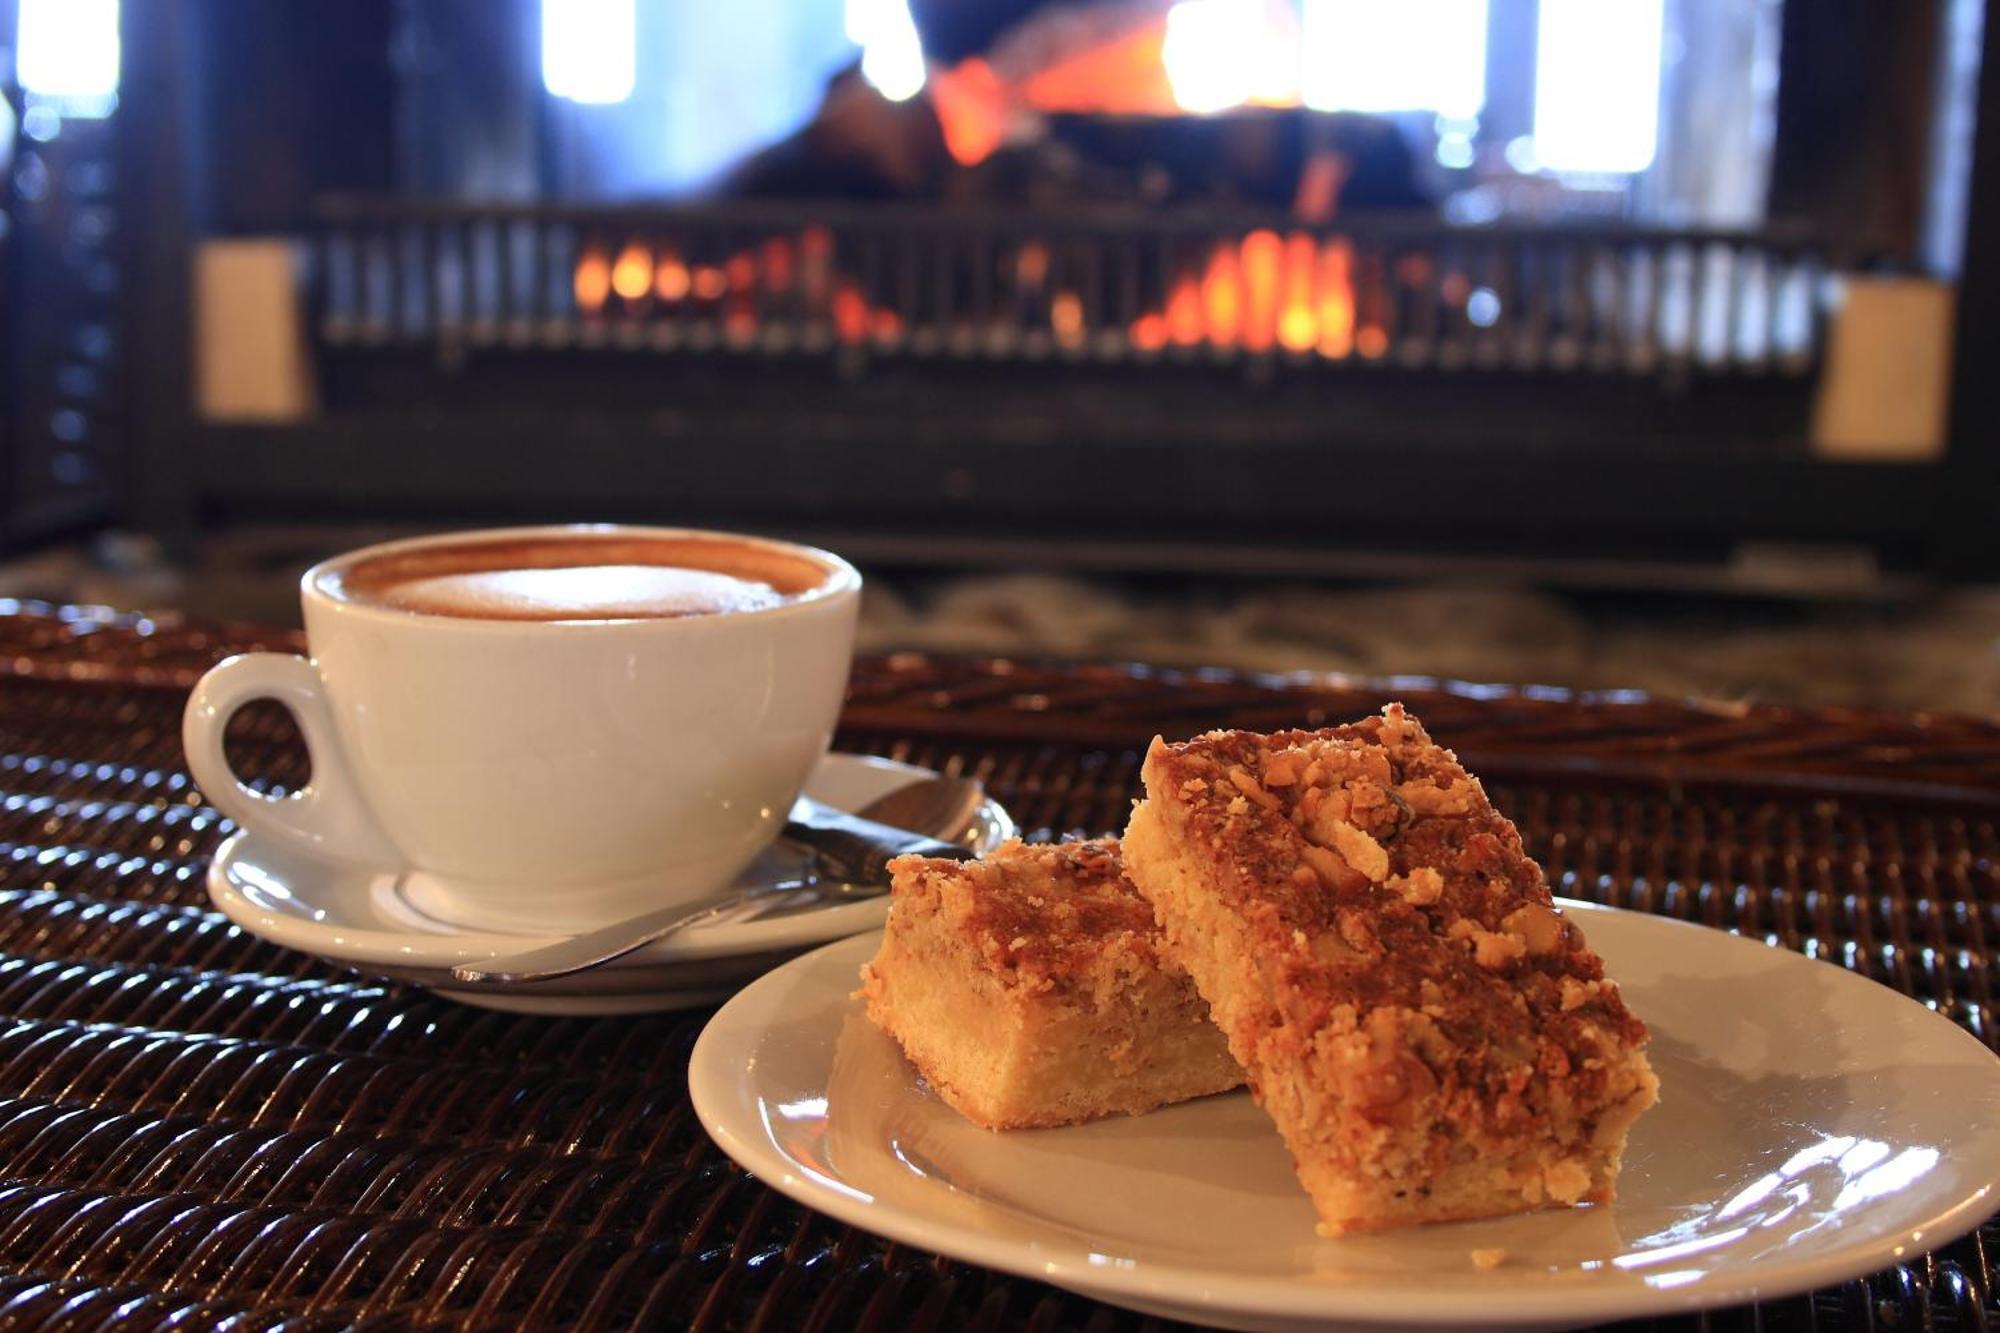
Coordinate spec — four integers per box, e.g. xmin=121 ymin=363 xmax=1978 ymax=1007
xmin=1778 ymin=1135 xmax=1856 ymax=1178
xmin=1533 ymin=0 xmax=1662 ymax=173
xmin=848 ymin=0 xmax=926 ymax=102
xmin=1836 ymin=1138 xmax=1892 ymax=1178
xmin=1833 ymin=1147 xmax=1940 ymax=1211
xmin=1303 ymin=0 xmax=1487 ymax=117
xmin=541 ymin=0 xmax=636 ymax=105
xmin=776 ymin=1096 xmax=828 ymax=1122
xmin=1715 ymin=1170 xmax=1782 ymax=1220
xmin=1614 ymin=1226 xmax=1750 ymax=1269
xmin=756 ymin=1102 xmax=876 ymax=1205
xmin=16 ymin=0 xmax=120 ymax=113
xmin=234 ymin=860 xmax=294 ymax=905
xmin=1646 ymin=1268 xmax=1708 ymax=1291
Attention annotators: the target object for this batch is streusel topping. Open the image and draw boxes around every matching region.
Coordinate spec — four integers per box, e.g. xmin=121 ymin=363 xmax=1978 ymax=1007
xmin=1144 ymin=703 xmax=1648 ymax=1124
xmin=885 ymin=838 xmax=1168 ymax=992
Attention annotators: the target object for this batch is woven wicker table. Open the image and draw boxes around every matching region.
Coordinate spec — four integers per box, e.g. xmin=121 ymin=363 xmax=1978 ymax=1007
xmin=0 ymin=601 xmax=1992 ymax=1331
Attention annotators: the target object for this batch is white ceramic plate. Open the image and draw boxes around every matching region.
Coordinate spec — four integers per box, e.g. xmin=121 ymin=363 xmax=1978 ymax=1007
xmin=209 ymin=752 xmax=1015 ymax=1013
xmin=690 ymin=902 xmax=2000 ymax=1332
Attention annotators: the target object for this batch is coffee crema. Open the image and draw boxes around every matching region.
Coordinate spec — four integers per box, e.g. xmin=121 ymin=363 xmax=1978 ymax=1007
xmin=322 ymin=535 xmax=831 ymax=622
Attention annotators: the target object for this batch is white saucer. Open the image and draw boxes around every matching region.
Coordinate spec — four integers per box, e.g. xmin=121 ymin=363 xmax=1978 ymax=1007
xmin=690 ymin=903 xmax=2000 ymax=1333
xmin=209 ymin=752 xmax=1016 ymax=1014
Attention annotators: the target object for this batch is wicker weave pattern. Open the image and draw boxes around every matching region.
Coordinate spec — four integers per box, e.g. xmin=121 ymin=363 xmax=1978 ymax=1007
xmin=0 ymin=606 xmax=1989 ymax=1331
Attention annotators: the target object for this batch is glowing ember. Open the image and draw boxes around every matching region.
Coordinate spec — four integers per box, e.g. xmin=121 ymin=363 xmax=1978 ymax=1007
xmin=800 ymin=227 xmax=834 ymax=306
xmin=1016 ymin=242 xmax=1050 ymax=289
xmin=833 ymin=282 xmax=869 ymax=342
xmin=761 ymin=238 xmax=796 ymax=293
xmin=1355 ymin=253 xmax=1387 ymax=356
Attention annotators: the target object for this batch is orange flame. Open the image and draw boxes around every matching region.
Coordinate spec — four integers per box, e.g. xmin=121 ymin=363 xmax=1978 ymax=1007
xmin=568 ymin=225 xmax=1373 ymax=362
xmin=1015 ymin=23 xmax=1175 ymax=115
xmin=1317 ymin=239 xmax=1354 ymax=359
xmin=1166 ymin=274 xmax=1203 ymax=346
xmin=611 ymin=242 xmax=652 ymax=303
xmin=1277 ymin=232 xmax=1318 ymax=353
xmin=1240 ymin=230 xmax=1282 ymax=353
xmin=1127 ymin=234 xmax=1359 ymax=357
xmin=654 ymin=248 xmax=690 ymax=302
xmin=1201 ymin=245 xmax=1241 ymax=345
xmin=929 ymin=57 xmax=1011 ymax=167
xmin=574 ymin=246 xmax=612 ymax=315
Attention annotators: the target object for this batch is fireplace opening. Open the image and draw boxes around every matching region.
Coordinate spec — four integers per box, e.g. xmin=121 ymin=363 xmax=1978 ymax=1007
xmin=48 ymin=0 xmax=1988 ymax=588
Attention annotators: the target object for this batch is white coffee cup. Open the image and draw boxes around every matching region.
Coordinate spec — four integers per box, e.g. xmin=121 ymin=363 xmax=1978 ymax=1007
xmin=182 ymin=524 xmax=861 ymax=933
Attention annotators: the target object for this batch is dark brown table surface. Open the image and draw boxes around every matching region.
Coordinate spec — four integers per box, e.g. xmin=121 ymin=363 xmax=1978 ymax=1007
xmin=0 ymin=601 xmax=1992 ymax=1331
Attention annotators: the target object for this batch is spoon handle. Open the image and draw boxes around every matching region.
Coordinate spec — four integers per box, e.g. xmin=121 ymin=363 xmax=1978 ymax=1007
xmin=452 ymin=801 xmax=979 ymax=986
xmin=450 ymin=885 xmax=828 ymax=985
xmin=782 ymin=801 xmax=977 ymax=884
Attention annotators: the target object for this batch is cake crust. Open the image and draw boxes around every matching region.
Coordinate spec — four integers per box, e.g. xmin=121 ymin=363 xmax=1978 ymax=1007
xmin=1122 ymin=704 xmax=1658 ymax=1235
xmin=859 ymin=837 xmax=1243 ymax=1130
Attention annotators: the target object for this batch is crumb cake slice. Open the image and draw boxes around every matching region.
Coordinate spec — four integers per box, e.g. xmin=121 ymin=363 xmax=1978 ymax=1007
xmin=1122 ymin=705 xmax=1658 ymax=1235
xmin=858 ymin=837 xmax=1243 ymax=1130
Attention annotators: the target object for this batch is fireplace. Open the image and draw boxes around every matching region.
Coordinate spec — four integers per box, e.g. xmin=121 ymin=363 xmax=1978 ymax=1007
xmin=85 ymin=0 xmax=2000 ymax=583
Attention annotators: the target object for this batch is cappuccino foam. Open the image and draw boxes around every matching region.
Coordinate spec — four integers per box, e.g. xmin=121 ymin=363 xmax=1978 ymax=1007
xmin=323 ymin=534 xmax=830 ymax=622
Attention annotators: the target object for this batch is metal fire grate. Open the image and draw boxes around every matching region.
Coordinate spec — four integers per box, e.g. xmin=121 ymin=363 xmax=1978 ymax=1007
xmin=0 ymin=603 xmax=1992 ymax=1329
xmin=309 ymin=198 xmax=1832 ymax=380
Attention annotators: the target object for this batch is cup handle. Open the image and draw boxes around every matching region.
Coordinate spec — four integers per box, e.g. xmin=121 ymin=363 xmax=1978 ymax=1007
xmin=182 ymin=652 xmax=402 ymax=869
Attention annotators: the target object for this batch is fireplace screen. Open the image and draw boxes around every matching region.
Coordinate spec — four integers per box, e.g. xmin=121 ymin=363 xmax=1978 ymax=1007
xmin=313 ymin=202 xmax=1828 ymax=383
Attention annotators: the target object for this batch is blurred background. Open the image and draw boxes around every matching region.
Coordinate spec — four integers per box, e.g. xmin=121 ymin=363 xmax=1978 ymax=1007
xmin=0 ymin=0 xmax=1995 ymax=710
